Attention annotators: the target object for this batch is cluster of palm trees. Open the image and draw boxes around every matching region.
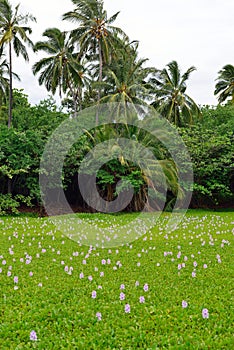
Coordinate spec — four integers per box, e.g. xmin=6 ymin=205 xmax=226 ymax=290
xmin=0 ymin=0 xmax=233 ymax=129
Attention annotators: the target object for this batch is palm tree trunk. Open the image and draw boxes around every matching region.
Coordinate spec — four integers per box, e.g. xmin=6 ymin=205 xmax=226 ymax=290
xmin=96 ymin=39 xmax=103 ymax=125
xmin=8 ymin=41 xmax=13 ymax=128
xmin=98 ymin=39 xmax=103 ymax=85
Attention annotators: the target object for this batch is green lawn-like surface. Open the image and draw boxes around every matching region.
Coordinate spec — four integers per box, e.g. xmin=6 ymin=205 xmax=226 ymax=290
xmin=0 ymin=211 xmax=233 ymax=349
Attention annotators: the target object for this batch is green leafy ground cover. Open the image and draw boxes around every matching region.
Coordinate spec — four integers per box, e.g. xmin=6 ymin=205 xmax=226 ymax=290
xmin=0 ymin=211 xmax=233 ymax=349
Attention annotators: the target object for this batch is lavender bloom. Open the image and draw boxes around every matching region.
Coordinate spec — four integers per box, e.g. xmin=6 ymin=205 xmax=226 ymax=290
xmin=120 ymin=292 xmax=125 ymax=301
xmin=182 ymin=300 xmax=188 ymax=308
xmin=96 ymin=312 xmax=102 ymax=321
xmin=92 ymin=290 xmax=97 ymax=298
xmin=125 ymin=304 xmax=131 ymax=313
xmin=202 ymin=308 xmax=209 ymax=319
xmin=30 ymin=330 xmax=37 ymax=341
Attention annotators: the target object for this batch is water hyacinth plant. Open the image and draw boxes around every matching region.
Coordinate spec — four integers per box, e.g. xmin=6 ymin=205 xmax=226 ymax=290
xmin=0 ymin=211 xmax=233 ymax=348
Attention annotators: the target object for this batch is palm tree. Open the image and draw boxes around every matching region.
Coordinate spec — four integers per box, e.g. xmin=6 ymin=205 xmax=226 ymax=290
xmin=0 ymin=0 xmax=35 ymax=127
xmin=33 ymin=28 xmax=87 ymax=117
xmin=104 ymin=45 xmax=153 ymax=102
xmin=151 ymin=60 xmax=200 ymax=126
xmin=95 ymin=41 xmax=155 ymax=119
xmin=82 ymin=118 xmax=183 ymax=212
xmin=62 ymin=0 xmax=128 ymax=121
xmin=214 ymin=64 xmax=234 ymax=104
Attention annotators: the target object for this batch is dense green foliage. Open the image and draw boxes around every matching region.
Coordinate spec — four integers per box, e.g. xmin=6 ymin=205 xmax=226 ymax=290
xmin=0 ymin=90 xmax=233 ymax=214
xmin=181 ymin=103 xmax=234 ymax=207
xmin=0 ymin=211 xmax=233 ymax=348
xmin=0 ymin=0 xmax=233 ymax=213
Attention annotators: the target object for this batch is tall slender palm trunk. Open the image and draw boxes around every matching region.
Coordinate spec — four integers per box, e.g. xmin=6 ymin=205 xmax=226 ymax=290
xmin=96 ymin=39 xmax=103 ymax=125
xmin=8 ymin=41 xmax=13 ymax=128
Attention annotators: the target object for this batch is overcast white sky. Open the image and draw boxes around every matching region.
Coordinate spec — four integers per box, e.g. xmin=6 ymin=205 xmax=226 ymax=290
xmin=10 ymin=0 xmax=234 ymax=106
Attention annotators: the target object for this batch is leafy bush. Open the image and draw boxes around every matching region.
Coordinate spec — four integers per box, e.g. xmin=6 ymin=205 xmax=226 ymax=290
xmin=0 ymin=193 xmax=32 ymax=214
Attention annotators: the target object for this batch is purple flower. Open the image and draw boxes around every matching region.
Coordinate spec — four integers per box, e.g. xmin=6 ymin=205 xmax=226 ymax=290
xmin=96 ymin=312 xmax=102 ymax=321
xmin=202 ymin=308 xmax=209 ymax=319
xmin=91 ymin=290 xmax=97 ymax=298
xmin=182 ymin=300 xmax=188 ymax=308
xmin=120 ymin=292 xmax=125 ymax=301
xmin=139 ymin=296 xmax=145 ymax=303
xmin=120 ymin=284 xmax=125 ymax=290
xmin=192 ymin=271 xmax=196 ymax=278
xmin=79 ymin=272 xmax=84 ymax=279
xmin=135 ymin=281 xmax=139 ymax=287
xmin=143 ymin=283 xmax=149 ymax=292
xmin=13 ymin=276 xmax=18 ymax=284
xmin=125 ymin=304 xmax=130 ymax=313
xmin=30 ymin=330 xmax=37 ymax=341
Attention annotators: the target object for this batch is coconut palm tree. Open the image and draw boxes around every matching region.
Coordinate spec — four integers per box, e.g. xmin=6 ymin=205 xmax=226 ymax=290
xmin=0 ymin=0 xmax=35 ymax=127
xmin=62 ymin=0 xmax=128 ymax=121
xmin=33 ymin=28 xmax=87 ymax=117
xmin=151 ymin=60 xmax=200 ymax=126
xmin=214 ymin=64 xmax=234 ymax=104
xmin=94 ymin=41 xmax=155 ymax=119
